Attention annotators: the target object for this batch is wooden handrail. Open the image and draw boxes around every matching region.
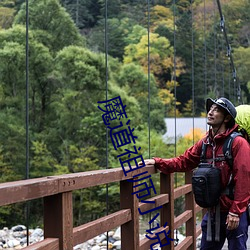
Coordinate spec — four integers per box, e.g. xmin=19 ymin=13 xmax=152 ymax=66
xmin=0 ymin=165 xmax=203 ymax=250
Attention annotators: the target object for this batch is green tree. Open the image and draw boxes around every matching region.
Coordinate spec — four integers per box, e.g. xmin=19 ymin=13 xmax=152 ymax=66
xmin=14 ymin=0 xmax=84 ymax=52
xmin=234 ymin=46 xmax=250 ymax=102
xmin=30 ymin=141 xmax=57 ymax=177
xmin=61 ymin=0 xmax=101 ymax=29
xmin=124 ymin=32 xmax=185 ymax=88
xmin=116 ymin=63 xmax=166 ymax=132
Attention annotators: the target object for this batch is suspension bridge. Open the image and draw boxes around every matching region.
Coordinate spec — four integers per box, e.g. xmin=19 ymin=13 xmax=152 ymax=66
xmin=0 ymin=0 xmax=249 ymax=249
xmin=0 ymin=165 xmax=202 ymax=250
xmin=1 ymin=164 xmax=250 ymax=249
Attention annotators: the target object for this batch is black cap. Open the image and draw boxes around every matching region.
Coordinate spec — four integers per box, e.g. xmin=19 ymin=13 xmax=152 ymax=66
xmin=206 ymin=97 xmax=237 ymax=119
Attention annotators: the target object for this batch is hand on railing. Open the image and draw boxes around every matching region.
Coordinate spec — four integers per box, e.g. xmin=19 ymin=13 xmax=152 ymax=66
xmin=138 ymin=159 xmax=155 ymax=166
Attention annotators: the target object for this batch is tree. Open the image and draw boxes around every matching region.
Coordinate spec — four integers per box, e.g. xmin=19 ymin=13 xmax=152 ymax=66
xmin=50 ymin=46 xmax=141 ymax=167
xmin=116 ymin=63 xmax=166 ymax=132
xmin=86 ymin=17 xmax=139 ymax=60
xmin=124 ymin=32 xmax=185 ymax=87
xmin=0 ymin=5 xmax=15 ymax=29
xmin=148 ymin=5 xmax=174 ymax=33
xmin=234 ymin=46 xmax=250 ymax=102
xmin=61 ymin=0 xmax=101 ymax=29
xmin=0 ymin=25 xmax=56 ymax=132
xmin=14 ymin=0 xmax=84 ymax=52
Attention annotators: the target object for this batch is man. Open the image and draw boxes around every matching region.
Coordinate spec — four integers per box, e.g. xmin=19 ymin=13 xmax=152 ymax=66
xmin=141 ymin=97 xmax=250 ymax=250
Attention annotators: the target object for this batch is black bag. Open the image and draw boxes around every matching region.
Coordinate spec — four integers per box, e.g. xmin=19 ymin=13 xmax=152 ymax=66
xmin=192 ymin=162 xmax=221 ymax=208
xmin=192 ymin=132 xmax=241 ymax=208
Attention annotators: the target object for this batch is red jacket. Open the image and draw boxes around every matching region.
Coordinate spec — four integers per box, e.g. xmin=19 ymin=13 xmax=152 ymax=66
xmin=154 ymin=124 xmax=250 ymax=216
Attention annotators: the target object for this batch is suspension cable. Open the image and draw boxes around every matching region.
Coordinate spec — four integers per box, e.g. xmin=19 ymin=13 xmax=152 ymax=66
xmin=216 ymin=0 xmax=242 ymax=104
xmin=104 ymin=0 xmax=109 ymax=248
xmin=25 ymin=0 xmax=30 ymax=246
xmin=147 ymin=0 xmax=151 ymax=162
xmin=203 ymin=0 xmax=207 ymax=98
xmin=173 ymin=0 xmax=179 ymax=245
xmin=147 ymin=0 xmax=152 ymax=230
xmin=213 ymin=0 xmax=217 ymax=94
xmin=173 ymin=1 xmax=177 ymax=158
xmin=191 ymin=0 xmax=195 ymax=145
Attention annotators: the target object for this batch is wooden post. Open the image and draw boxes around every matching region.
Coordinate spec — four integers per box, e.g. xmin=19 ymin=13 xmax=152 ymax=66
xmin=185 ymin=171 xmax=196 ymax=250
xmin=161 ymin=173 xmax=174 ymax=250
xmin=44 ymin=192 xmax=73 ymax=250
xmin=120 ymin=179 xmax=139 ymax=250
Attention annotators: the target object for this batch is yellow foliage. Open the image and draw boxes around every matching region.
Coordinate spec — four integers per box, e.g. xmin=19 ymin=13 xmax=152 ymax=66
xmin=200 ymin=111 xmax=207 ymax=118
xmin=158 ymin=88 xmax=175 ymax=105
xmin=124 ymin=32 xmax=173 ymax=74
xmin=0 ymin=7 xmax=15 ymax=29
xmin=166 ymin=80 xmax=180 ymax=91
xmin=149 ymin=5 xmax=174 ymax=31
xmin=184 ymin=128 xmax=205 ymax=142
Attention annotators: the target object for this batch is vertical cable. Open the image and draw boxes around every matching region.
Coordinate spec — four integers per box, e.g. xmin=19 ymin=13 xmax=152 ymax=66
xmin=104 ymin=0 xmax=109 ymax=247
xmin=25 ymin=0 xmax=30 ymax=245
xmin=213 ymin=0 xmax=217 ymax=95
xmin=147 ymin=0 xmax=151 ymax=160
xmin=173 ymin=1 xmax=177 ymax=158
xmin=173 ymin=0 xmax=178 ymax=243
xmin=76 ymin=0 xmax=79 ymax=27
xmin=191 ymin=0 xmax=195 ymax=145
xmin=147 ymin=0 xmax=152 ymax=229
xmin=203 ymin=0 xmax=207 ymax=98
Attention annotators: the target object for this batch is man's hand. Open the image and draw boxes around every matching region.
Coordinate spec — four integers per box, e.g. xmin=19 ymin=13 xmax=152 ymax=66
xmin=138 ymin=159 xmax=155 ymax=166
xmin=226 ymin=213 xmax=240 ymax=230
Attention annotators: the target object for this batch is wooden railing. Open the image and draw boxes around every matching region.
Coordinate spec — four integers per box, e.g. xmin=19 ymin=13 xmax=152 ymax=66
xmin=0 ymin=165 xmax=203 ymax=250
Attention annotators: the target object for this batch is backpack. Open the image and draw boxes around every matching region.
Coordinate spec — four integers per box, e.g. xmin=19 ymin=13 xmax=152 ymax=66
xmin=235 ymin=105 xmax=250 ymax=142
xmin=192 ymin=131 xmax=241 ymax=208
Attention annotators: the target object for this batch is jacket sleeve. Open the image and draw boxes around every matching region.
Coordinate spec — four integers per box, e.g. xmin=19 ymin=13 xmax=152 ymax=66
xmin=229 ymin=136 xmax=250 ymax=215
xmin=154 ymin=140 xmax=203 ymax=174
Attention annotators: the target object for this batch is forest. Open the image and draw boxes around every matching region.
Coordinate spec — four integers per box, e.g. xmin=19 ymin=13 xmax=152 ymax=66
xmin=0 ymin=0 xmax=249 ymax=227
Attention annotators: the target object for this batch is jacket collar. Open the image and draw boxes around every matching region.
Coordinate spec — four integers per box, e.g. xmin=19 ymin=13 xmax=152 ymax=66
xmin=206 ymin=124 xmax=239 ymax=143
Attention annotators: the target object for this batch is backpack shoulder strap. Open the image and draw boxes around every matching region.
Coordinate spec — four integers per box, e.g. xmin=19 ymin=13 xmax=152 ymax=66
xmin=223 ymin=132 xmax=242 ymax=169
xmin=200 ymin=141 xmax=208 ymax=163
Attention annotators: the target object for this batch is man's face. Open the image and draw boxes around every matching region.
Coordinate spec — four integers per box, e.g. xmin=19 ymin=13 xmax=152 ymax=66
xmin=207 ymin=104 xmax=226 ymax=127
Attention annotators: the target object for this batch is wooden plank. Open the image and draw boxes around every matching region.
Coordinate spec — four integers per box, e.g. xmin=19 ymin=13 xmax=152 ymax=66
xmin=174 ymin=184 xmax=192 ymax=199
xmin=138 ymin=193 xmax=169 ymax=213
xmin=196 ymin=226 xmax=202 ymax=238
xmin=175 ymin=236 xmax=193 ymax=250
xmin=139 ymin=225 xmax=169 ymax=250
xmin=57 ymin=165 xmax=157 ymax=192
xmin=161 ymin=173 xmax=174 ymax=250
xmin=73 ymin=209 xmax=131 ymax=245
xmin=195 ymin=204 xmax=203 ymax=213
xmin=22 ymin=238 xmax=59 ymax=250
xmin=0 ymin=177 xmax=59 ymax=206
xmin=44 ymin=192 xmax=73 ymax=250
xmin=120 ymin=180 xmax=139 ymax=250
xmin=0 ymin=165 xmax=157 ymax=206
xmin=185 ymin=172 xmax=196 ymax=250
xmin=174 ymin=210 xmax=192 ymax=229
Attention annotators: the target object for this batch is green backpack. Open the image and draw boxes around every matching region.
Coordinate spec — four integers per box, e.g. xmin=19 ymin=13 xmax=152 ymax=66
xmin=235 ymin=105 xmax=250 ymax=142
